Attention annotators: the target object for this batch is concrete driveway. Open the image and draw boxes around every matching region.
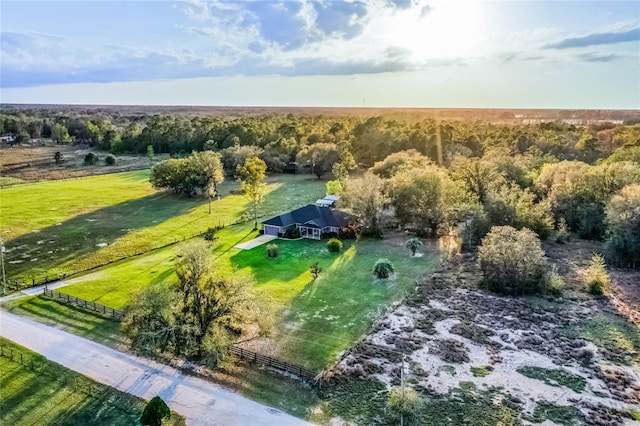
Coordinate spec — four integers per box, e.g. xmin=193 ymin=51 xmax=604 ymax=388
xmin=233 ymin=234 xmax=277 ymax=250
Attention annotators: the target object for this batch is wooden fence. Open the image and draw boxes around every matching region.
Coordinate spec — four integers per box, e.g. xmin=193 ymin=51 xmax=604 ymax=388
xmin=229 ymin=346 xmax=318 ymax=381
xmin=41 ymin=288 xmax=319 ymax=381
xmin=43 ymin=289 xmax=124 ymax=320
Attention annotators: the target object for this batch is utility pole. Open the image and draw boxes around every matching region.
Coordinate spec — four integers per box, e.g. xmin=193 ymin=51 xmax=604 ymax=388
xmin=400 ymin=353 xmax=405 ymax=426
xmin=0 ymin=239 xmax=6 ymax=295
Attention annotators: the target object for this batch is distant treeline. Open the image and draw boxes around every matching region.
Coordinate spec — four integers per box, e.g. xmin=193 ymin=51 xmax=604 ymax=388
xmin=1 ymin=109 xmax=639 ymax=170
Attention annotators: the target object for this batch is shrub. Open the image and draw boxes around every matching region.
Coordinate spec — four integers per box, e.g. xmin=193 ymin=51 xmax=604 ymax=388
xmin=283 ymin=227 xmax=301 ymax=239
xmin=327 ymin=238 xmax=343 ymax=253
xmin=478 ymin=226 xmax=547 ymax=295
xmin=405 ymin=237 xmax=423 ymax=256
xmin=267 ymin=243 xmax=279 ymax=258
xmin=84 ymin=152 xmax=99 ymax=165
xmin=373 ymin=258 xmax=394 ymax=279
xmin=203 ymin=227 xmax=217 ymax=241
xmin=386 ymin=386 xmax=420 ymax=420
xmin=310 ymin=262 xmax=322 ymax=279
xmin=104 ymin=154 xmax=117 ymax=166
xmin=544 ymin=266 xmax=565 ymax=297
xmin=555 ymin=218 xmax=570 ymax=243
xmin=585 ymin=254 xmax=610 ymax=295
xmin=53 ymin=151 xmax=64 ymax=165
xmin=140 ymin=396 xmax=170 ymax=426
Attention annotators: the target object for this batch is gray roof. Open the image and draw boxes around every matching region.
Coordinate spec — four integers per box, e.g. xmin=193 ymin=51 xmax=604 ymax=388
xmin=262 ymin=205 xmax=352 ymax=229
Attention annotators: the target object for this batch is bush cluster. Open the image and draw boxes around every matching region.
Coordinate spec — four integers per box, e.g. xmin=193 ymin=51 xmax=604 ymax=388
xmin=266 ymin=243 xmax=279 ymax=258
xmin=327 ymin=238 xmax=343 ymax=253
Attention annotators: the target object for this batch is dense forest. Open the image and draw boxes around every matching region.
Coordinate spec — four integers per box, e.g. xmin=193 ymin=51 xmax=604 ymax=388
xmin=2 ymin=108 xmax=640 ymax=269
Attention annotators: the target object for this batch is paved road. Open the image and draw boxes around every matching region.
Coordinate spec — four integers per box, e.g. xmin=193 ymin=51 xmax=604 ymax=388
xmin=0 ymin=311 xmax=311 ymax=426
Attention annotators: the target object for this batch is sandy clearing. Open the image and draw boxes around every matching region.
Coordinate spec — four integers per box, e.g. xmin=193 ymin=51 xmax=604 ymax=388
xmin=0 ymin=311 xmax=311 ymax=426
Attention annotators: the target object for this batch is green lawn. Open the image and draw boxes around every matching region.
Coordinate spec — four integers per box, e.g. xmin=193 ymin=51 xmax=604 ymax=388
xmin=0 ymin=337 xmax=185 ymax=426
xmin=58 ymin=231 xmax=440 ymax=370
xmin=1 ymin=171 xmax=324 ymax=283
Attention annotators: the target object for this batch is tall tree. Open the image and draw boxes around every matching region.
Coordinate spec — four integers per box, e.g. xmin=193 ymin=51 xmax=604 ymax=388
xmin=124 ymin=241 xmax=273 ymax=366
xmin=237 ymin=157 xmax=267 ymax=230
xmin=342 ymin=172 xmax=387 ymax=237
xmin=191 ymin=151 xmax=225 ymax=214
xmin=296 ymin=143 xmax=340 ymax=179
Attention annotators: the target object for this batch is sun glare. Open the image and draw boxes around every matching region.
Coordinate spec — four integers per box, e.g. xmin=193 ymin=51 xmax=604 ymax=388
xmin=388 ymin=1 xmax=487 ymax=61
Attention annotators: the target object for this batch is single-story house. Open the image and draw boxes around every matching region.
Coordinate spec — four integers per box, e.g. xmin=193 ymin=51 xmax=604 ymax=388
xmin=262 ymin=204 xmax=352 ymax=240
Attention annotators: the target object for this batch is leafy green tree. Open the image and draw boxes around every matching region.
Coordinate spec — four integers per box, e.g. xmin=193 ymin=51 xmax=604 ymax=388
xmin=123 ymin=241 xmax=273 ymax=366
xmin=373 ymin=258 xmax=394 ymax=279
xmin=371 ymin=149 xmax=433 ymax=179
xmin=237 ymin=157 xmax=267 ymax=230
xmin=150 ymin=151 xmax=224 ymax=200
xmin=51 ymin=123 xmax=69 ymax=144
xmin=221 ymin=144 xmax=264 ymax=174
xmin=390 ymin=166 xmax=476 ymax=237
xmin=296 ymin=143 xmax=340 ymax=179
xmin=484 ymin=184 xmax=553 ymax=239
xmin=479 ymin=226 xmax=547 ymax=295
xmin=405 ymin=237 xmax=423 ymax=256
xmin=140 ymin=396 xmax=171 ymax=426
xmin=192 ymin=151 xmax=224 ymax=214
xmin=605 ymin=184 xmax=640 ymax=268
xmin=326 ymin=180 xmax=342 ymax=196
xmin=342 ymin=172 xmax=387 ymax=237
xmin=449 ymin=156 xmax=504 ymax=204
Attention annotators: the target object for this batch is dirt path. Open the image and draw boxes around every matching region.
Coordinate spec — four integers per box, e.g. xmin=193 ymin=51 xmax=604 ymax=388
xmin=0 ymin=310 xmax=310 ymax=426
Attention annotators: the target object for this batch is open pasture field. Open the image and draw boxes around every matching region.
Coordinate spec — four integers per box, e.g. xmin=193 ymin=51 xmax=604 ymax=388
xmin=0 ymin=337 xmax=185 ymax=426
xmin=56 ymin=229 xmax=440 ymax=370
xmin=1 ymin=171 xmax=325 ymax=283
xmin=0 ymin=145 xmax=168 ymax=184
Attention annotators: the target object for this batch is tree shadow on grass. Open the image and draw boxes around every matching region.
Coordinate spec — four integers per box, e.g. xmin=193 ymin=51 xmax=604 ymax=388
xmin=5 ymin=192 xmax=205 ymax=282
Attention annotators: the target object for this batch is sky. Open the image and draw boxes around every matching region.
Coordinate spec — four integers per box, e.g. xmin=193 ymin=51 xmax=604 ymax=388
xmin=0 ymin=0 xmax=639 ymax=108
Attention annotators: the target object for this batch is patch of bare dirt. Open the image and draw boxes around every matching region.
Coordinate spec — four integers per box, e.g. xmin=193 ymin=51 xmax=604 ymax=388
xmin=334 ymin=249 xmax=640 ymax=424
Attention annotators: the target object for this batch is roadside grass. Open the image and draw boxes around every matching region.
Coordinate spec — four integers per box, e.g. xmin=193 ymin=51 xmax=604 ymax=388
xmin=59 ymin=222 xmax=259 ymax=308
xmin=516 ymin=366 xmax=586 ymax=393
xmin=2 ymin=296 xmax=125 ymax=348
xmin=2 ymin=171 xmax=324 ymax=283
xmin=563 ymin=313 xmax=640 ymax=365
xmin=0 ymin=337 xmax=185 ymax=426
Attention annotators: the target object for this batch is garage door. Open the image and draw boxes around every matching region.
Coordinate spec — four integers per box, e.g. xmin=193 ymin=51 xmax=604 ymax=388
xmin=263 ymin=225 xmax=279 ymax=236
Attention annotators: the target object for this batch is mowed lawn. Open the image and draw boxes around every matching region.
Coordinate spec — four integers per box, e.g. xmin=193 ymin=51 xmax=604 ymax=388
xmin=1 ymin=171 xmax=325 ymax=283
xmin=58 ymin=229 xmax=440 ymax=370
xmin=0 ymin=337 xmax=185 ymax=426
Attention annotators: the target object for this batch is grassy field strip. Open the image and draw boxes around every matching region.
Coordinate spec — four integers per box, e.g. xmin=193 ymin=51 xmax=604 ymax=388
xmin=2 ymin=172 xmax=325 ymax=282
xmin=0 ymin=337 xmax=185 ymax=426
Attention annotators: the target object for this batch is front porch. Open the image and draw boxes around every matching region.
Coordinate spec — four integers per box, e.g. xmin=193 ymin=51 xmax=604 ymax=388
xmin=298 ymin=225 xmax=322 ymax=240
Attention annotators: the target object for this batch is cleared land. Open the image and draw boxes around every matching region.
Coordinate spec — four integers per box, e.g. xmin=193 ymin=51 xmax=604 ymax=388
xmin=0 ymin=336 xmax=185 ymax=426
xmin=0 ymin=145 xmax=168 ymax=184
xmin=1 ymin=171 xmax=324 ymax=283
xmin=331 ymin=241 xmax=640 ymax=425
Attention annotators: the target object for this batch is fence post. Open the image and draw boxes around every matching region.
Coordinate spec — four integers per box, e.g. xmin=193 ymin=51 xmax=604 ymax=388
xmin=20 ymin=353 xmax=23 ymax=364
